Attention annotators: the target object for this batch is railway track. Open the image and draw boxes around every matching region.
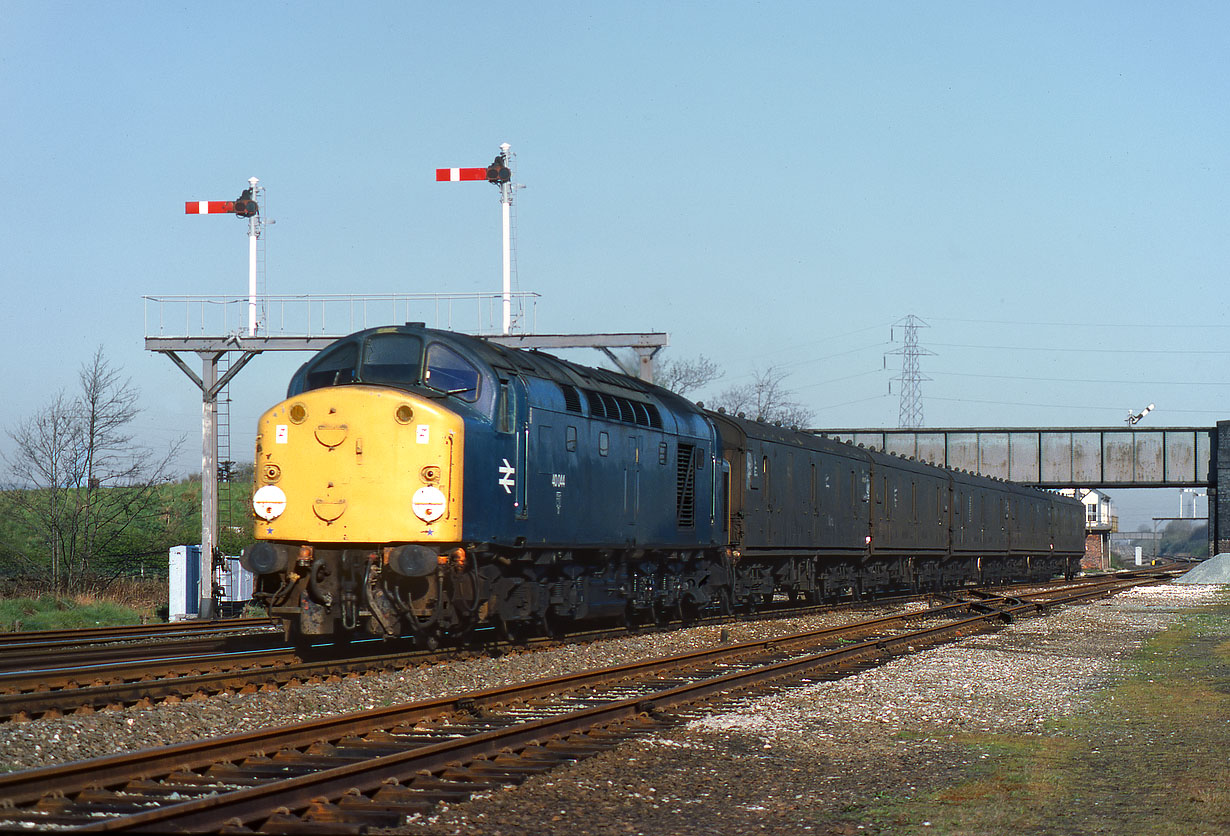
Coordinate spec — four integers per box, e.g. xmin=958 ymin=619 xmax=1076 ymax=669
xmin=0 ymin=616 xmax=277 ymax=652
xmin=0 ymin=571 xmax=1167 ymax=833
xmin=0 ymin=619 xmax=281 ymax=673
xmin=0 ymin=571 xmax=1171 ymax=722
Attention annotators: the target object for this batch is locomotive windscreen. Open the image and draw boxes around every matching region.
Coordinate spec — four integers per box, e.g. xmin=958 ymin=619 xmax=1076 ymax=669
xmin=424 ymin=343 xmax=481 ymax=402
xmin=304 ymin=342 xmax=359 ymax=390
xmin=360 ymin=333 xmax=424 ymax=386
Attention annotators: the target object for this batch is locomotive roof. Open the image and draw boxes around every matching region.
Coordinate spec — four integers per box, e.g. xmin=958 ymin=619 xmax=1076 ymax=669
xmin=326 ymin=324 xmax=705 ymax=417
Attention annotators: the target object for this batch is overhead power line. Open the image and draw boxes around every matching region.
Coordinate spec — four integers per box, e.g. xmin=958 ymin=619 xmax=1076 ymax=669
xmin=930 ymin=370 xmax=1230 ymax=387
xmin=931 ymin=342 xmax=1230 ymax=356
xmin=926 ymin=395 xmax=1225 ymax=416
xmin=927 ymin=316 xmax=1230 ymax=330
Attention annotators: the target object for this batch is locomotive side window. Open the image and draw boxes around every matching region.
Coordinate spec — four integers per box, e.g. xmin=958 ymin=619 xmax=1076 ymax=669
xmin=599 ymin=431 xmax=609 ymax=456
xmin=566 ymin=426 xmax=578 ymax=452
xmin=360 ymin=333 xmax=423 ymax=386
xmin=425 ymin=343 xmax=481 ymax=402
xmin=495 ymin=383 xmax=515 ymax=434
xmin=304 ymin=342 xmax=359 ymax=390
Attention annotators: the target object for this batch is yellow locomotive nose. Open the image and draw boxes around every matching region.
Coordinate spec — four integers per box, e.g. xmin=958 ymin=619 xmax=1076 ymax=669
xmin=253 ymin=386 xmax=464 ymax=544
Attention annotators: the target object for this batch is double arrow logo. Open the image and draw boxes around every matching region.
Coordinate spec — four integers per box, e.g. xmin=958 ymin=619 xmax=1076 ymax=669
xmin=498 ymin=458 xmax=516 ymax=494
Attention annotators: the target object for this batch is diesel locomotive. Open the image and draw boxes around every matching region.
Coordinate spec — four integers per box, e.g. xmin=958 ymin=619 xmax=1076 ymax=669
xmin=240 ymin=324 xmax=1085 ymax=644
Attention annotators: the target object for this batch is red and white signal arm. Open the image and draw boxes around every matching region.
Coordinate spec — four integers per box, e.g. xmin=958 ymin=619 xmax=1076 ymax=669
xmin=185 ymin=201 xmax=236 ymax=214
xmin=435 ymin=167 xmax=487 ymax=182
xmin=412 ymin=485 xmax=448 ymax=523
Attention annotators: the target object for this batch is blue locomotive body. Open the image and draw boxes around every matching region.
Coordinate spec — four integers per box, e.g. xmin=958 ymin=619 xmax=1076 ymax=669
xmin=452 ymin=342 xmax=721 ymax=553
xmin=245 ymin=324 xmax=1084 ymax=642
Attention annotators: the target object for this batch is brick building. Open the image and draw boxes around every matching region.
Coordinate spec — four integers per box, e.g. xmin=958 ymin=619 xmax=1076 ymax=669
xmin=1059 ymin=488 xmax=1117 ymax=571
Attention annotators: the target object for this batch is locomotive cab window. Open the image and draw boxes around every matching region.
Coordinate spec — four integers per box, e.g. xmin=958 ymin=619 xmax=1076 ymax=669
xmin=304 ymin=342 xmax=359 ymax=391
xmin=424 ymin=343 xmax=480 ymax=402
xmin=359 ymin=333 xmax=423 ymax=386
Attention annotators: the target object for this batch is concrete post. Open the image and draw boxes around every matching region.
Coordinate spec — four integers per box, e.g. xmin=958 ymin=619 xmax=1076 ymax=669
xmin=199 ymin=352 xmax=220 ymax=618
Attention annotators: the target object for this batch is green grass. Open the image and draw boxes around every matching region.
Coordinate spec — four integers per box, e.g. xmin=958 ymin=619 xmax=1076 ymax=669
xmin=833 ymin=589 xmax=1230 ymax=835
xmin=0 ymin=595 xmax=148 ymax=632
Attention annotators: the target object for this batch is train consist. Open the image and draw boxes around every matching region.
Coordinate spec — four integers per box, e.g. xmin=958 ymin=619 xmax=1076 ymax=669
xmin=241 ymin=324 xmax=1086 ymax=643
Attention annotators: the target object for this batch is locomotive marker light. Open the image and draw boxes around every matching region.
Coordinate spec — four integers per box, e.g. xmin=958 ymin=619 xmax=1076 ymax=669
xmin=435 ymin=143 xmax=519 ymax=334
xmin=253 ymin=484 xmax=287 ymax=521
xmin=412 ymin=485 xmax=448 ymax=523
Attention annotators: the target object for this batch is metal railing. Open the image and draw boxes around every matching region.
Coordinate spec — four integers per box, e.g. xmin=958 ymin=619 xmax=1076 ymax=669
xmin=142 ymin=292 xmax=541 ymax=338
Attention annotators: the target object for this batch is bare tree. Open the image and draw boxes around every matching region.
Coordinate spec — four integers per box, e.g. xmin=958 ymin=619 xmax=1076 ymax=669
xmin=654 ymin=354 xmax=723 ymax=397
xmin=1 ymin=348 xmax=180 ymax=593
xmin=603 ymin=350 xmax=723 ymax=397
xmin=713 ymin=365 xmax=814 ymax=428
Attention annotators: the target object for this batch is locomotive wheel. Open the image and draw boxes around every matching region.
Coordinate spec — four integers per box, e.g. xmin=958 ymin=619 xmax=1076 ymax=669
xmin=623 ymin=602 xmax=651 ymax=631
xmin=495 ymin=615 xmax=532 ymax=644
xmin=543 ymin=610 xmax=570 ymax=639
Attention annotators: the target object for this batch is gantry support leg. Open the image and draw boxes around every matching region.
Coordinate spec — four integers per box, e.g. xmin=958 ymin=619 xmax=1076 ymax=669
xmin=158 ymin=348 xmax=260 ymax=618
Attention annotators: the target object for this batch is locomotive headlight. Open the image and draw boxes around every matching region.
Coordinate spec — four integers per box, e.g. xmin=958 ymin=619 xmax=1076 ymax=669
xmin=253 ymin=484 xmax=287 ymax=521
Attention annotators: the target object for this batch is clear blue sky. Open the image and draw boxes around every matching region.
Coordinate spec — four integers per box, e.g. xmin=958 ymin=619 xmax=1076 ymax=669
xmin=2 ymin=1 xmax=1227 ymax=528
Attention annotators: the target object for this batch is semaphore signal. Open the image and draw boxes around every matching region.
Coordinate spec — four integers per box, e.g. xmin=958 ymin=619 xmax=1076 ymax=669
xmin=184 ymin=178 xmax=264 ymax=337
xmin=436 ymin=143 xmax=519 ymax=334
